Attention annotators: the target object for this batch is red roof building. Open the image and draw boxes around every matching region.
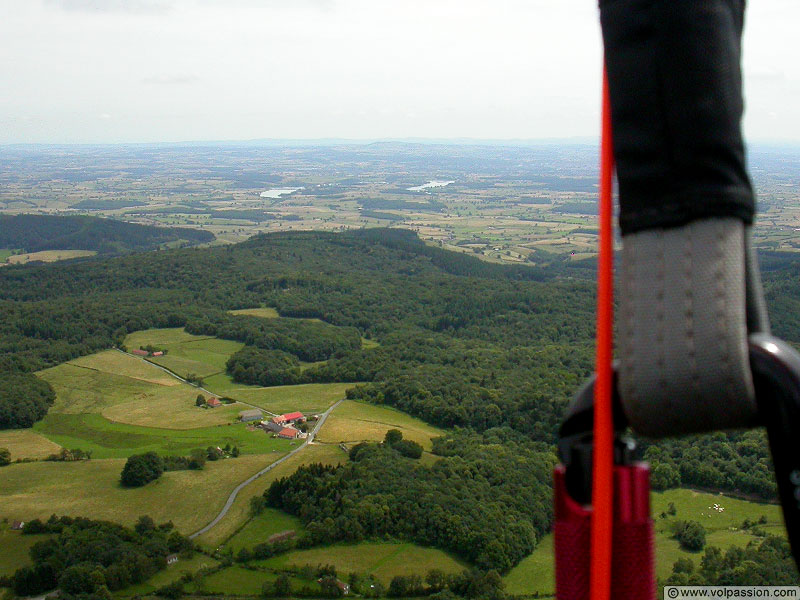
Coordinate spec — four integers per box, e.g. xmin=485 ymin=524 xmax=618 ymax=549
xmin=131 ymin=349 xmax=149 ymax=356
xmin=273 ymin=411 xmax=305 ymax=425
xmin=152 ymin=351 xmax=164 ymax=357
xmin=206 ymin=397 xmax=221 ymax=408
xmin=278 ymin=427 xmax=299 ymax=439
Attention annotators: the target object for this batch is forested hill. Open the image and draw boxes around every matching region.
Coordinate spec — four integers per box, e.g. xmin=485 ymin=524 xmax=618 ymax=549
xmin=0 ymin=213 xmax=214 ymax=255
xmin=0 ymin=228 xmax=595 ymax=433
xmin=0 ymin=228 xmax=797 ymax=503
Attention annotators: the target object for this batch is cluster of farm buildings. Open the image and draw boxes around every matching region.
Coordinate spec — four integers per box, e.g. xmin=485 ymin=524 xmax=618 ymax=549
xmin=239 ymin=409 xmax=309 ymax=440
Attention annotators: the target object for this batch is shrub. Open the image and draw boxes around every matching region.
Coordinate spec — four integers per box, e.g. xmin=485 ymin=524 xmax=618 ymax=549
xmin=673 ymin=520 xmax=706 ymax=551
xmin=120 ymin=452 xmax=164 ymax=487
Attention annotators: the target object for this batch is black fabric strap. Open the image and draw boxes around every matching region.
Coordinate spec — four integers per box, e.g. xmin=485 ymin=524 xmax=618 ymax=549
xmin=600 ymin=0 xmax=755 ymax=235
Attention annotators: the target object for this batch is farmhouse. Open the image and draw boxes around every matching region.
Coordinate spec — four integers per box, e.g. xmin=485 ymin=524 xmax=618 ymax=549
xmin=166 ymin=554 xmax=179 ymax=565
xmin=10 ymin=521 xmax=24 ymax=531
xmin=152 ymin=351 xmax=164 ymax=357
xmin=278 ymin=426 xmax=300 ymax=439
xmin=239 ymin=409 xmax=263 ymax=422
xmin=206 ymin=397 xmax=222 ymax=408
xmin=272 ymin=411 xmax=305 ymax=426
xmin=131 ymin=349 xmax=149 ymax=356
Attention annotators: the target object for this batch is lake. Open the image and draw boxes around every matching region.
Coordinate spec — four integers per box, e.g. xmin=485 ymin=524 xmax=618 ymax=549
xmin=260 ymin=187 xmax=304 ymax=199
xmin=406 ymin=180 xmax=455 ymax=192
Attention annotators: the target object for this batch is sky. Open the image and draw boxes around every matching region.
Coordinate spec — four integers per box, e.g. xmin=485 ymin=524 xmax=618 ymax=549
xmin=0 ymin=0 xmax=798 ymax=144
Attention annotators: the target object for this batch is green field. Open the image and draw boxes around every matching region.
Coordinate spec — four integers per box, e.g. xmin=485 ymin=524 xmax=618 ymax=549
xmin=0 ymin=527 xmax=50 ymax=577
xmin=124 ymin=328 xmax=244 ymax=381
xmin=34 ymin=347 xmax=294 ymax=456
xmin=38 ymin=356 xmax=242 ymax=429
xmin=193 ymin=565 xmax=278 ymax=596
xmin=0 ymin=249 xmax=13 ymax=263
xmin=226 ymin=508 xmax=303 ymax=552
xmin=150 ymin=338 xmax=243 ymax=378
xmin=6 ymin=249 xmax=97 ymax=264
xmin=123 ymin=327 xmax=355 ymax=415
xmin=316 ymin=400 xmax=444 ymax=450
xmin=258 ymin=541 xmax=466 ymax=584
xmin=125 ymin=328 xmax=213 ymax=348
xmin=33 ymin=412 xmax=291 ymax=459
xmin=204 ymin=377 xmax=355 ymax=415
xmin=229 ymin=307 xmax=280 ymax=319
xmin=70 ymin=350 xmax=180 ymax=385
xmin=651 ymin=488 xmax=782 ymax=580
xmin=503 ymin=533 xmax=554 ymax=597
xmin=0 ymin=454 xmax=285 ymax=534
xmin=0 ymin=428 xmax=62 ymax=460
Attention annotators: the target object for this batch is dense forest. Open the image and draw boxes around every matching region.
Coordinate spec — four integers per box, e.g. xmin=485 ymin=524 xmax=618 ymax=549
xmin=0 ymin=214 xmax=213 ymax=255
xmin=7 ymin=515 xmax=193 ymax=598
xmin=266 ymin=428 xmax=554 ymax=572
xmin=2 ymin=225 xmax=800 ymax=576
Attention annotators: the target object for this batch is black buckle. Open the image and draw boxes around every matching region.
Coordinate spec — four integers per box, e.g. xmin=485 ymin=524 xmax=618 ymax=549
xmin=558 ymin=334 xmax=800 ymax=567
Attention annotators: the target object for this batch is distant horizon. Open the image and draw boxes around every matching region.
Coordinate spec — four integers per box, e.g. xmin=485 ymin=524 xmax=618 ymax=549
xmin=3 ymin=136 xmax=800 ymax=150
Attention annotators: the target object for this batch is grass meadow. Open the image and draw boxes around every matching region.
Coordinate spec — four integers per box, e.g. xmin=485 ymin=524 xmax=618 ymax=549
xmin=315 ymin=400 xmax=444 ymax=450
xmin=69 ymin=350 xmax=179 ymax=386
xmin=38 ymin=360 xmax=242 ymax=429
xmin=213 ymin=381 xmax=356 ymax=415
xmin=125 ymin=328 xmax=243 ymax=380
xmin=257 ymin=541 xmax=466 ymax=584
xmin=502 ymin=533 xmax=554 ymax=597
xmin=0 ymin=429 xmax=62 ymax=460
xmin=650 ymin=488 xmax=782 ymax=580
xmin=225 ymin=508 xmax=303 ymax=552
xmin=192 ymin=565 xmax=278 ymax=596
xmin=0 ymin=454 xmax=285 ymax=534
xmin=32 ymin=412 xmax=291 ymax=458
xmin=34 ymin=345 xmax=293 ymax=456
xmin=228 ymin=307 xmax=280 ymax=319
xmin=6 ymin=250 xmax=97 ymax=264
xmin=0 ymin=527 xmax=50 ymax=577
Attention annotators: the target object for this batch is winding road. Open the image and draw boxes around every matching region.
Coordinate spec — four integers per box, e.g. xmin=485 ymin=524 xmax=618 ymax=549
xmin=188 ymin=398 xmax=343 ymax=539
xmin=114 ymin=347 xmax=343 ymax=539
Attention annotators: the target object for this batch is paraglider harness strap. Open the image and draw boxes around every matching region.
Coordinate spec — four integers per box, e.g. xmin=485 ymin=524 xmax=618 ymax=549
xmin=556 ymin=64 xmax=800 ymax=600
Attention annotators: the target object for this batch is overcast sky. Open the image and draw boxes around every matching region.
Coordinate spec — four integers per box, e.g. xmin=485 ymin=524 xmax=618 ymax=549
xmin=1 ymin=0 xmax=798 ymax=144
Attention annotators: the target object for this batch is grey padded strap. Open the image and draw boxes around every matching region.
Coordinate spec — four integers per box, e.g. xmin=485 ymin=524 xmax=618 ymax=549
xmin=619 ymin=218 xmax=759 ymax=437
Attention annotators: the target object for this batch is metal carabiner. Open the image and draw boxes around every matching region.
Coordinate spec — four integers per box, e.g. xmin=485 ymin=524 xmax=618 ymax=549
xmin=750 ymin=333 xmax=800 ymax=564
